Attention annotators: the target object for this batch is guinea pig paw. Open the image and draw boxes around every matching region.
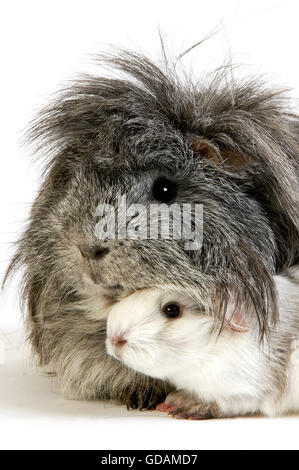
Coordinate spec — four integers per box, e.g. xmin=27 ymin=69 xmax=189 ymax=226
xmin=170 ymin=403 xmax=213 ymax=420
xmin=157 ymin=391 xmax=222 ymax=420
xmin=171 ymin=401 xmax=223 ymax=420
xmin=158 ymin=390 xmax=193 ymax=410
xmin=156 ymin=391 xmax=199 ymax=416
xmin=156 ymin=402 xmax=177 ymax=413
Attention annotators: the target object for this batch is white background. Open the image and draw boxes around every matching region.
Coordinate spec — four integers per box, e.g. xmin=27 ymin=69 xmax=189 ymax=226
xmin=0 ymin=0 xmax=298 ymax=450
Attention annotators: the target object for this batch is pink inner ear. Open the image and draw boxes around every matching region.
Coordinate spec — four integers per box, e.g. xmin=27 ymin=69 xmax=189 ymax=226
xmin=228 ymin=311 xmax=249 ymax=332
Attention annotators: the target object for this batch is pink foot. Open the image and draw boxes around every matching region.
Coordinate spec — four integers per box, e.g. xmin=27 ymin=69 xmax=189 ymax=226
xmin=156 ymin=402 xmax=177 ymax=413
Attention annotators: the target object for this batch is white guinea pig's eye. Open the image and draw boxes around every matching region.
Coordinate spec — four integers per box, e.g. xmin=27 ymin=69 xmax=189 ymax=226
xmin=162 ymin=302 xmax=182 ymax=319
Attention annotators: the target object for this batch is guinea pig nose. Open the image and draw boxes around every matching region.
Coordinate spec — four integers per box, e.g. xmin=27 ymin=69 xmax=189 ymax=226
xmin=111 ymin=334 xmax=127 ymax=348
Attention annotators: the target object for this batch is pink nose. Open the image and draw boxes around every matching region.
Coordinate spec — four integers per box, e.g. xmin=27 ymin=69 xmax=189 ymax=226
xmin=110 ymin=334 xmax=127 ymax=349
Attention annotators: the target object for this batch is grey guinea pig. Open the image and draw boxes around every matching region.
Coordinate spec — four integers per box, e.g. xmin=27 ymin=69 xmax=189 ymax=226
xmin=5 ymin=47 xmax=299 ymax=409
xmin=106 ymin=268 xmax=299 ymax=419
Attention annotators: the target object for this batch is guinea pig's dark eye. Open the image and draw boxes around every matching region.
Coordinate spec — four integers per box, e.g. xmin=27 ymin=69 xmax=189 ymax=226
xmin=162 ymin=302 xmax=181 ymax=319
xmin=152 ymin=177 xmax=177 ymax=203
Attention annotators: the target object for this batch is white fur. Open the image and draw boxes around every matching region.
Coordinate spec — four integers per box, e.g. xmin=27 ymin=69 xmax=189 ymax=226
xmin=106 ymin=275 xmax=299 ymax=418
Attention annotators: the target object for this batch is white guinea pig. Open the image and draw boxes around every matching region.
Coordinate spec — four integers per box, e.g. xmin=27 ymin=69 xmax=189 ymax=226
xmin=106 ymin=270 xmax=299 ymax=419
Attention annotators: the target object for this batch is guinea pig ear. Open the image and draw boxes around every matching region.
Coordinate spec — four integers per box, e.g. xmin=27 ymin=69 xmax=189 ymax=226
xmin=191 ymin=137 xmax=251 ymax=170
xmin=221 ymin=149 xmax=251 ymax=170
xmin=226 ymin=310 xmax=249 ymax=333
xmin=191 ymin=137 xmax=222 ymax=164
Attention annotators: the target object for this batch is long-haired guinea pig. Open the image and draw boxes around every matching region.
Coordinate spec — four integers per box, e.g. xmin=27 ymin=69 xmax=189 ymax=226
xmin=5 ymin=48 xmax=298 ymax=409
xmin=106 ymin=268 xmax=299 ymax=419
